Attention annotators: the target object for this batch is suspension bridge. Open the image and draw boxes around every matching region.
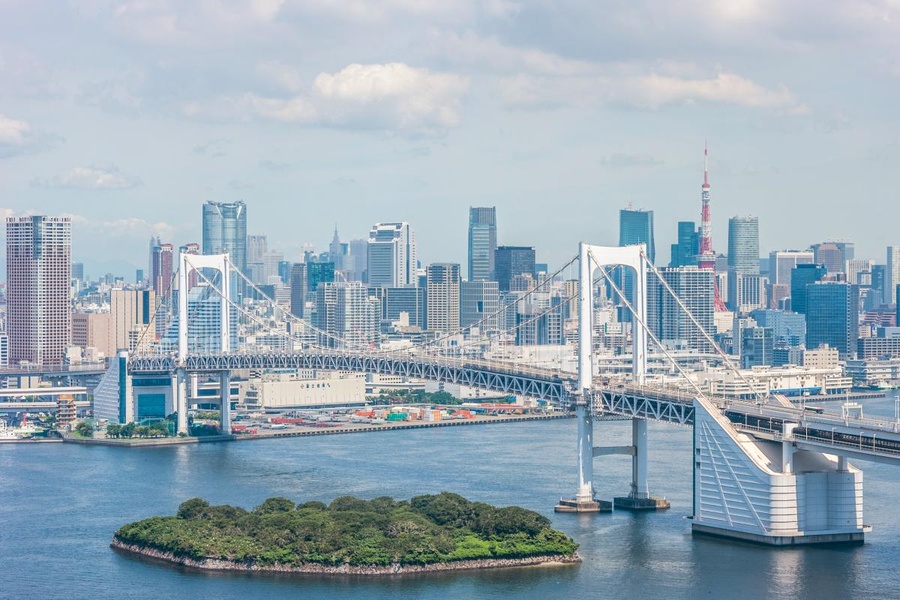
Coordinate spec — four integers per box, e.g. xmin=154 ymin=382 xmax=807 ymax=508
xmin=94 ymin=242 xmax=900 ymax=546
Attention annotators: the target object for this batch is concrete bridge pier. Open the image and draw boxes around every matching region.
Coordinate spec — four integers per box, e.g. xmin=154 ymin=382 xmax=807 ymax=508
xmin=613 ymin=418 xmax=671 ymax=511
xmin=220 ymin=370 xmax=231 ymax=435
xmin=555 ymin=397 xmax=609 ymax=513
xmin=174 ymin=368 xmax=188 ymax=436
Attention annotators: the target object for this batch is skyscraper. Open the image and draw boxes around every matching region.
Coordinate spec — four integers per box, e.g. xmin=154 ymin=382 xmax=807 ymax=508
xmin=367 ymin=222 xmax=417 ymax=288
xmin=769 ymin=250 xmax=814 ymax=288
xmin=887 ymin=246 xmax=900 ymax=304
xmin=110 ymin=289 xmax=156 ymax=353
xmin=6 ymin=216 xmax=72 ymax=366
xmin=426 ymin=263 xmax=460 ymax=332
xmin=619 ymin=207 xmax=655 ymax=263
xmin=314 ymin=282 xmax=378 ymax=349
xmin=460 ymin=280 xmax=500 ymax=332
xmin=670 ymin=221 xmax=699 ymax=267
xmin=812 ymin=242 xmax=845 ymax=275
xmin=202 ymin=201 xmax=248 ymax=275
xmin=806 ymin=282 xmax=859 ymax=359
xmin=791 ymin=264 xmax=827 ymax=315
xmin=727 ymin=215 xmax=760 ymax=274
xmin=150 ymin=238 xmax=174 ymax=299
xmin=647 ymin=266 xmax=716 ymax=352
xmin=468 ymin=207 xmax=497 ymax=282
xmin=495 ymin=246 xmax=536 ymax=292
xmin=289 ymin=263 xmax=307 ymax=318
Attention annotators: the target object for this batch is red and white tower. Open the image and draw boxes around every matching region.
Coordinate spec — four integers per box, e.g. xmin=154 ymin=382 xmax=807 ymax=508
xmin=697 ymin=144 xmax=727 ymax=311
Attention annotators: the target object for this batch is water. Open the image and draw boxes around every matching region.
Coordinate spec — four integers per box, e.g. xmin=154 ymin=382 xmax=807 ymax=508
xmin=3 ymin=396 xmax=900 ymax=599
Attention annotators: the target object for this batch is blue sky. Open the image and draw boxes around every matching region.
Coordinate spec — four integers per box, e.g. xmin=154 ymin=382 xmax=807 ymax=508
xmin=1 ymin=1 xmax=898 ymax=277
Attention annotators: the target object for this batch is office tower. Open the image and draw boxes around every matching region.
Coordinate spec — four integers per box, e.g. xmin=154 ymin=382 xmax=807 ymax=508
xmin=806 ymin=282 xmax=859 ymax=359
xmin=344 ymin=239 xmax=368 ymax=282
xmin=150 ymin=238 xmax=174 ymax=299
xmin=306 ymin=261 xmax=335 ymax=293
xmin=495 ymin=246 xmax=536 ymax=292
xmin=371 ymin=287 xmax=426 ymax=329
xmin=727 ymin=272 xmax=766 ymax=313
xmin=6 ymin=216 xmax=72 ymax=366
xmin=328 ymin=226 xmax=345 ymax=271
xmin=619 ymin=207 xmax=655 ymax=263
xmin=314 ymin=281 xmax=378 ymax=349
xmin=110 ymin=289 xmax=156 ymax=353
xmin=846 ymin=259 xmax=875 ymax=286
xmin=790 ymin=264 xmax=827 ymax=315
xmin=71 ymin=312 xmax=113 ymax=357
xmin=670 ymin=221 xmax=699 ymax=267
xmin=750 ymin=309 xmax=806 ymax=347
xmin=646 ymin=266 xmax=716 ymax=352
xmin=135 ymin=269 xmax=144 ymax=285
xmin=0 ymin=333 xmax=7 ymax=368
xmin=887 ymin=246 xmax=900 ymax=304
xmin=460 ymin=280 xmax=500 ymax=331
xmin=247 ymin=235 xmax=267 ymax=264
xmin=178 ymin=243 xmax=200 ymax=291
xmin=811 ymin=242 xmax=844 ymax=275
xmin=769 ymin=250 xmax=814 ymax=289
xmin=741 ymin=327 xmax=774 ymax=368
xmin=468 ymin=207 xmax=497 ymax=281
xmin=289 ymin=263 xmax=307 ymax=318
xmin=727 ymin=216 xmax=760 ymax=274
xmin=367 ymin=222 xmax=417 ymax=288
xmin=71 ymin=262 xmax=85 ymax=282
xmin=425 ymin=263 xmax=460 ymax=332
xmin=202 ymin=200 xmax=248 ymax=274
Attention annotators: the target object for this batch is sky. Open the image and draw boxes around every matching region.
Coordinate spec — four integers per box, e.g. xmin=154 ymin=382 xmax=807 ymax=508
xmin=1 ymin=0 xmax=899 ymax=278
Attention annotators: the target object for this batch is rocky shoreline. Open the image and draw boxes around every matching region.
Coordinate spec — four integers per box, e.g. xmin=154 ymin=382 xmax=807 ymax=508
xmin=110 ymin=538 xmax=581 ymax=576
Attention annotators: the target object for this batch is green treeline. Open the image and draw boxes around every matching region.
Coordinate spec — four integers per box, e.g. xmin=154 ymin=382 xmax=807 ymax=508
xmin=114 ymin=493 xmax=578 ymax=567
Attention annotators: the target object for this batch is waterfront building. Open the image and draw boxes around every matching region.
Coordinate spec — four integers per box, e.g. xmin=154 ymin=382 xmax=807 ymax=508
xmin=367 ymin=222 xmax=417 ymax=288
xmin=495 ymin=246 xmax=536 ymax=292
xmin=773 ymin=346 xmax=804 ymax=367
xmin=790 ymin=263 xmax=827 ymax=315
xmin=669 ymin=221 xmax=699 ymax=268
xmin=805 ymin=282 xmax=859 ymax=359
xmin=727 ymin=216 xmax=760 ymax=274
xmin=6 ymin=215 xmax=72 ymax=367
xmin=468 ymin=207 xmax=497 ymax=282
xmin=460 ymin=280 xmax=500 ymax=332
xmin=202 ymin=201 xmax=247 ymax=275
xmin=426 ymin=263 xmax=460 ymax=333
xmin=647 ymin=266 xmax=715 ymax=352
xmin=769 ymin=250 xmax=814 ymax=288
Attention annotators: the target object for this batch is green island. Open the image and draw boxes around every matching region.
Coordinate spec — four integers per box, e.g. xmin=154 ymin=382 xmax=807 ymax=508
xmin=111 ymin=493 xmax=580 ymax=575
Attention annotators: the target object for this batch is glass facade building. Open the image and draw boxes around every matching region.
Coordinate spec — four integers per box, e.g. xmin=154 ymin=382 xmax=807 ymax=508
xmin=202 ymin=201 xmax=247 ymax=275
xmin=495 ymin=246 xmax=535 ymax=292
xmin=468 ymin=207 xmax=497 ymax=282
xmin=727 ymin=215 xmax=760 ymax=274
xmin=805 ymin=281 xmax=859 ymax=359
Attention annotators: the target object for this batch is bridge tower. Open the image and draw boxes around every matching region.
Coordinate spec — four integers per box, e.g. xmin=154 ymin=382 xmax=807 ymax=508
xmin=175 ymin=253 xmax=233 ymax=435
xmin=556 ymin=243 xmax=668 ymax=512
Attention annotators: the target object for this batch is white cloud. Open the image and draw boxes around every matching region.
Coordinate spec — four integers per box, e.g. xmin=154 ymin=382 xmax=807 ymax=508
xmin=0 ymin=113 xmax=61 ymax=158
xmin=191 ymin=62 xmax=470 ymax=136
xmin=32 ymin=165 xmax=142 ymax=190
xmin=67 ymin=215 xmax=177 ymax=240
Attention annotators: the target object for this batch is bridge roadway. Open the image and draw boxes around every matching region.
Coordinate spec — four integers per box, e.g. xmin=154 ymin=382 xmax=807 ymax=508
xmin=129 ymin=351 xmax=900 ymax=462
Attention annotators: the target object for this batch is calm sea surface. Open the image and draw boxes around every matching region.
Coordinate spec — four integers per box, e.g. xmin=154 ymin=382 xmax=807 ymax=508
xmin=3 ymin=394 xmax=900 ymax=599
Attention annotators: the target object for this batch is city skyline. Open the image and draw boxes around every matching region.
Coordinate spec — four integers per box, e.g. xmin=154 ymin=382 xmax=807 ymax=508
xmin=1 ymin=3 xmax=899 ymax=275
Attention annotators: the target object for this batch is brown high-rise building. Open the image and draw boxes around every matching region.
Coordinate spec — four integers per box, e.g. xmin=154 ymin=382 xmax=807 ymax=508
xmin=6 ymin=216 xmax=72 ymax=366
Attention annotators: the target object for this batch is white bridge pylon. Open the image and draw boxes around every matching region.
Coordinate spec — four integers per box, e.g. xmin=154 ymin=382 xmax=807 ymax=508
xmin=567 ymin=242 xmax=659 ymax=511
xmin=177 ymin=253 xmax=231 ymax=362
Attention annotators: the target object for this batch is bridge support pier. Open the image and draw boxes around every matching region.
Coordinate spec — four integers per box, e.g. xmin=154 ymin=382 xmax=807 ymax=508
xmin=174 ymin=368 xmax=188 ymax=436
xmin=614 ymin=418 xmax=671 ymax=511
xmin=555 ymin=399 xmax=610 ymax=513
xmin=220 ymin=371 xmax=231 ymax=435
xmin=692 ymin=398 xmax=869 ymax=545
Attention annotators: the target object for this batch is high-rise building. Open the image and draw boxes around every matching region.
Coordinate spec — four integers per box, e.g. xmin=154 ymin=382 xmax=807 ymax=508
xmin=110 ymin=289 xmax=156 ymax=353
xmin=371 ymin=287 xmax=426 ymax=330
xmin=887 ymin=246 xmax=900 ymax=304
xmin=468 ymin=207 xmax=497 ymax=282
xmin=289 ymin=263 xmax=307 ymax=318
xmin=150 ymin=238 xmax=174 ymax=299
xmin=425 ymin=263 xmax=460 ymax=332
xmin=806 ymin=282 xmax=859 ymax=359
xmin=647 ymin=266 xmax=715 ymax=352
xmin=367 ymin=222 xmax=417 ymax=288
xmin=812 ymin=242 xmax=845 ymax=275
xmin=314 ymin=282 xmax=378 ymax=349
xmin=71 ymin=312 xmax=113 ymax=357
xmin=727 ymin=216 xmax=760 ymax=274
xmin=670 ymin=221 xmax=699 ymax=267
xmin=791 ymin=264 xmax=827 ymax=315
xmin=727 ymin=271 xmax=766 ymax=314
xmin=460 ymin=280 xmax=500 ymax=332
xmin=769 ymin=250 xmax=814 ymax=288
xmin=247 ymin=235 xmax=267 ymax=264
xmin=71 ymin=262 xmax=85 ymax=282
xmin=846 ymin=259 xmax=875 ymax=286
xmin=741 ymin=327 xmax=774 ymax=368
xmin=178 ymin=243 xmax=201 ymax=291
xmin=202 ymin=200 xmax=248 ymax=275
xmin=495 ymin=246 xmax=536 ymax=292
xmin=750 ymin=309 xmax=806 ymax=347
xmin=619 ymin=207 xmax=655 ymax=263
xmin=306 ymin=261 xmax=335 ymax=293
xmin=6 ymin=216 xmax=72 ymax=366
